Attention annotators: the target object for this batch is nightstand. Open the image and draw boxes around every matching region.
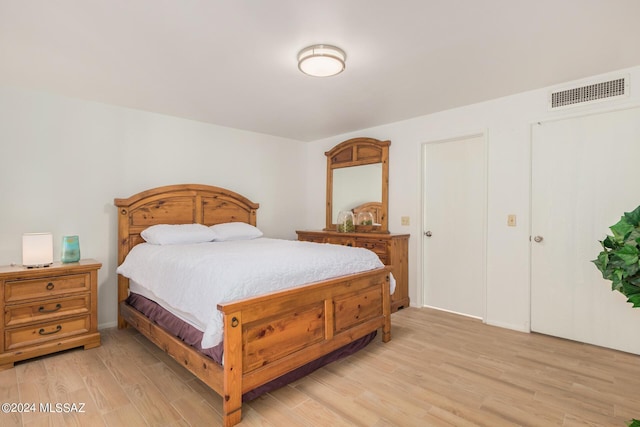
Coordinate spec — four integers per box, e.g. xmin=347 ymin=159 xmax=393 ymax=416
xmin=0 ymin=259 xmax=101 ymax=370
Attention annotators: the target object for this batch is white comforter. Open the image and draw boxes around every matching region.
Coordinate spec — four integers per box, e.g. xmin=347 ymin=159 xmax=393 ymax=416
xmin=116 ymin=238 xmax=392 ymax=349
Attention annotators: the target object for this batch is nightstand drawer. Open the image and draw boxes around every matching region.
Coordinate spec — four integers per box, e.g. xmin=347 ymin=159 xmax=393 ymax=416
xmin=4 ymin=273 xmax=90 ymax=303
xmin=5 ymin=295 xmax=91 ymax=327
xmin=5 ymin=315 xmax=91 ymax=350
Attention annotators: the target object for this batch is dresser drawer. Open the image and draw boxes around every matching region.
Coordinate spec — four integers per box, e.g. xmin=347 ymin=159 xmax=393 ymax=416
xmin=4 ymin=273 xmax=90 ymax=303
xmin=5 ymin=295 xmax=91 ymax=327
xmin=327 ymin=237 xmax=356 ymax=247
xmin=5 ymin=315 xmax=91 ymax=350
xmin=356 ymin=239 xmax=388 ymax=258
xmin=299 ymin=235 xmax=327 ymax=244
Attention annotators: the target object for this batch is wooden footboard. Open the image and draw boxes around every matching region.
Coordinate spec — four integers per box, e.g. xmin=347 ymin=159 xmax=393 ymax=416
xmin=120 ymin=267 xmax=390 ymax=426
xmin=218 ymin=267 xmax=391 ymax=426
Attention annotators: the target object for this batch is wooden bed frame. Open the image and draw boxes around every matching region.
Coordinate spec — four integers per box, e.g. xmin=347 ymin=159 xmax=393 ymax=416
xmin=114 ymin=184 xmax=392 ymax=426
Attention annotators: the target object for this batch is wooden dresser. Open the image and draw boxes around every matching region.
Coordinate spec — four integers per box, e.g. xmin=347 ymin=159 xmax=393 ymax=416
xmin=0 ymin=259 xmax=101 ymax=370
xmin=296 ymin=231 xmax=409 ymax=312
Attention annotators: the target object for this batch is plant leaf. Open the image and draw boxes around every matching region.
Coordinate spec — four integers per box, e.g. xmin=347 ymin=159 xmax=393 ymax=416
xmin=624 ymin=205 xmax=640 ymax=226
xmin=615 ymin=245 xmax=640 ymax=266
xmin=610 ymin=217 xmax=634 ymax=243
xmin=612 ymin=269 xmax=624 ymax=288
xmin=626 ymin=228 xmax=640 ymax=246
xmin=593 ymin=251 xmax=609 ymax=273
xmin=621 ymin=282 xmax=640 ymax=297
xmin=602 ymin=235 xmax=618 ymax=249
xmin=628 ymin=418 xmax=640 ymax=427
xmin=630 ymin=296 xmax=640 ymax=308
xmin=628 ymin=274 xmax=640 ymax=286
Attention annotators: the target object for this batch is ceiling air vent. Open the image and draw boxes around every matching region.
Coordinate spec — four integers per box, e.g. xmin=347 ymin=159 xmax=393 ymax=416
xmin=550 ymin=77 xmax=627 ymax=109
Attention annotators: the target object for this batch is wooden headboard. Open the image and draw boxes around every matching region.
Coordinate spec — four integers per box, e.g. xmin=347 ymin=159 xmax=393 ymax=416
xmin=114 ymin=184 xmax=259 ymax=327
xmin=114 ymin=184 xmax=260 ymax=265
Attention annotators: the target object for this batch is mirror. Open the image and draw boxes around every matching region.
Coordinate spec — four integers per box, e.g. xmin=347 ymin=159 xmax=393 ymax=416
xmin=325 ymin=137 xmax=390 ymax=233
xmin=332 ymin=164 xmax=382 ymax=221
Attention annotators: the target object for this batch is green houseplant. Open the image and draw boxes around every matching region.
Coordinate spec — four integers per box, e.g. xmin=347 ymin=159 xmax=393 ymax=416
xmin=593 ymin=205 xmax=640 ymax=308
xmin=592 ymin=205 xmax=640 ymax=426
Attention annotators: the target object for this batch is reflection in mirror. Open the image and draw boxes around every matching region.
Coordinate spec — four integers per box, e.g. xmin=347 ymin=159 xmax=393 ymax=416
xmin=332 ymin=164 xmax=382 ymax=223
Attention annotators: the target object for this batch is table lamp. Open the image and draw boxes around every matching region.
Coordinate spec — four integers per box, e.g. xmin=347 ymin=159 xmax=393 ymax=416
xmin=22 ymin=232 xmax=53 ymax=268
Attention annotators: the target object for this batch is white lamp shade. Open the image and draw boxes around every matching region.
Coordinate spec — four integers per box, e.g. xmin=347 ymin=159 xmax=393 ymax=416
xmin=298 ymin=45 xmax=346 ymax=77
xmin=22 ymin=232 xmax=53 ymax=267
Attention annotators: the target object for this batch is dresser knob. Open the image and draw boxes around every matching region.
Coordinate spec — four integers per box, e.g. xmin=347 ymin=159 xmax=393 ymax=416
xmin=46 ymin=282 xmax=55 ymax=290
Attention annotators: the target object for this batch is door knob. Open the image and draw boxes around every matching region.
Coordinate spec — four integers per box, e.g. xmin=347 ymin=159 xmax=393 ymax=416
xmin=533 ymin=235 xmax=544 ymax=243
xmin=424 ymin=231 xmax=432 ymax=237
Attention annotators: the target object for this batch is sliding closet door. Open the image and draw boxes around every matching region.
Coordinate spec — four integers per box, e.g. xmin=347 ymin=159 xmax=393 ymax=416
xmin=531 ymin=107 xmax=640 ymax=354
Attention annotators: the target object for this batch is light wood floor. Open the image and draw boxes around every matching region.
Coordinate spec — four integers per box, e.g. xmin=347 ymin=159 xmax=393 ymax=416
xmin=0 ymin=307 xmax=639 ymax=426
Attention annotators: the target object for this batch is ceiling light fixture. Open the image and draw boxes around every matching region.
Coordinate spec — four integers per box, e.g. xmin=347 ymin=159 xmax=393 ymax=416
xmin=297 ymin=44 xmax=346 ymax=77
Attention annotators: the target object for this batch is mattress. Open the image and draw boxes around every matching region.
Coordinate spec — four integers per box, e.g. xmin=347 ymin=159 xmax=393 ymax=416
xmin=117 ymin=237 xmax=393 ymax=349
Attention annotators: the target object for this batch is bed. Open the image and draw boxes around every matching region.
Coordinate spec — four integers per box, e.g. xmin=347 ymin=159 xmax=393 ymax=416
xmin=114 ymin=184 xmax=392 ymax=426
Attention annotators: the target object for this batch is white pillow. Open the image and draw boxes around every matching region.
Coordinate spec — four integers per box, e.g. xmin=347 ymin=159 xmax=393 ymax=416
xmin=210 ymin=222 xmax=263 ymax=242
xmin=141 ymin=224 xmax=216 ymax=245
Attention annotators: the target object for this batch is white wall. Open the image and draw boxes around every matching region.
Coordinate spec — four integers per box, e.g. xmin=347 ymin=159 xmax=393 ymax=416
xmin=0 ymin=86 xmax=306 ymax=328
xmin=4 ymin=65 xmax=639 ymax=335
xmin=305 ymin=65 xmax=640 ymax=333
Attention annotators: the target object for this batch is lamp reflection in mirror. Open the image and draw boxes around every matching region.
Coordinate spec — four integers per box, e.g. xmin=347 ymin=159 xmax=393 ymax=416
xmin=298 ymin=44 xmax=346 ymax=77
xmin=22 ymin=232 xmax=53 ymax=268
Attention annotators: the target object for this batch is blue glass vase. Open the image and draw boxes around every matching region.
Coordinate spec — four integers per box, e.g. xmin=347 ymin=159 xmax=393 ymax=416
xmin=61 ymin=235 xmax=80 ymax=263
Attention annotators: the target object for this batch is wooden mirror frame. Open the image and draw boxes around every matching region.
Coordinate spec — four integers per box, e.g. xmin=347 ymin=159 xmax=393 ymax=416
xmin=325 ymin=137 xmax=390 ymax=233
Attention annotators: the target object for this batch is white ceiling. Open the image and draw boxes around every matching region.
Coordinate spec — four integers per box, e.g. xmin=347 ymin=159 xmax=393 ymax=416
xmin=2 ymin=1 xmax=640 ymax=141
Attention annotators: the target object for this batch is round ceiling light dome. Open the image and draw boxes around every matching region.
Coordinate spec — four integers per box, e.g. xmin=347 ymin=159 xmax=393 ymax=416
xmin=297 ymin=44 xmax=346 ymax=77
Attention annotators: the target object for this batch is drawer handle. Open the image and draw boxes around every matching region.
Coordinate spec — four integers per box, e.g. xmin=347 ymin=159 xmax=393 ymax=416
xmin=46 ymin=282 xmax=55 ymax=290
xmin=38 ymin=325 xmax=62 ymax=336
xmin=38 ymin=303 xmax=62 ymax=313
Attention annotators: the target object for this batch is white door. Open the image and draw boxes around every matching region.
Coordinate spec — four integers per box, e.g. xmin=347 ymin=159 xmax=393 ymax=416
xmin=531 ymin=107 xmax=640 ymax=354
xmin=422 ymin=134 xmax=486 ymax=318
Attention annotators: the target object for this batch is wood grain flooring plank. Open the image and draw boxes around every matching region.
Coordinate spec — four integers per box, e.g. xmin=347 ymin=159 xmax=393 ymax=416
xmin=0 ymin=307 xmax=638 ymax=426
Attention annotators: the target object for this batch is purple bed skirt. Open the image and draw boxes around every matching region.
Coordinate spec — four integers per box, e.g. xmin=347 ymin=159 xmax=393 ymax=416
xmin=126 ymin=293 xmax=377 ymax=401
